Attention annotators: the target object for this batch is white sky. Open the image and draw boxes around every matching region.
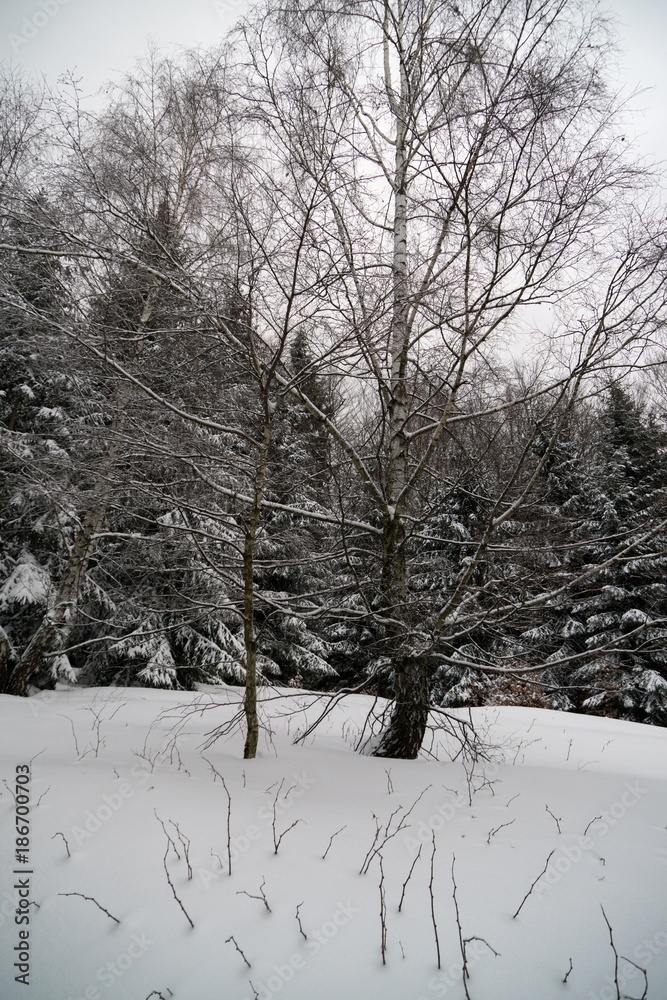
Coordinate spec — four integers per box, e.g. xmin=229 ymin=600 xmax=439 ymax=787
xmin=0 ymin=0 xmax=665 ymax=162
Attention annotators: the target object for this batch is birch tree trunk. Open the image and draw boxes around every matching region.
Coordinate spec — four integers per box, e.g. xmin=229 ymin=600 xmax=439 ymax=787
xmin=375 ymin=0 xmax=429 ymax=757
xmin=7 ymin=504 xmax=106 ymax=695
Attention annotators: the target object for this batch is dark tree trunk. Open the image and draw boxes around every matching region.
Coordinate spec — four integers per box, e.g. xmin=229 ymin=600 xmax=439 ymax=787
xmin=243 ymin=522 xmax=260 ymax=760
xmin=375 ymin=657 xmax=430 ymax=759
xmin=6 ymin=503 xmax=104 ymax=695
xmin=243 ymin=412 xmax=272 ymax=759
xmin=0 ymin=626 xmax=13 ymax=692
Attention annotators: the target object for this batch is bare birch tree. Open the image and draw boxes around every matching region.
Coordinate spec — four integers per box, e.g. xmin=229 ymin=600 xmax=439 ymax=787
xmin=234 ymin=0 xmax=667 ymax=756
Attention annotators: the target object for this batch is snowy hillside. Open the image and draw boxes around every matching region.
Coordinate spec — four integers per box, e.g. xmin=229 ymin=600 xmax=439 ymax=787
xmin=1 ymin=686 xmax=666 ymax=1000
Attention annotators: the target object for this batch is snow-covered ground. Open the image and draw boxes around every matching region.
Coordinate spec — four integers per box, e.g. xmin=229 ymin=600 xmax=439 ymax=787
xmin=1 ymin=685 xmax=666 ymax=1000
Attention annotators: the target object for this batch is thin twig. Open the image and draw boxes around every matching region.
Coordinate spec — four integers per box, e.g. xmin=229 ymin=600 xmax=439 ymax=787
xmin=452 ymin=856 xmax=499 ymax=997
xmin=360 ymin=786 xmax=431 ymax=874
xmin=222 ymin=777 xmax=232 ymax=874
xmin=295 ymin=902 xmax=307 ymax=941
xmin=154 ymin=810 xmax=180 ymax=861
xmin=58 ymin=715 xmax=80 ymax=757
xmin=563 ymin=958 xmax=573 ymax=984
xmin=359 ymin=814 xmax=382 ymax=875
xmin=322 ymin=825 xmax=347 ymax=860
xmin=226 ymin=935 xmax=251 ymax=969
xmin=274 ymin=819 xmax=303 ymax=854
xmin=202 ymin=757 xmax=232 ymax=874
xmin=379 ymin=854 xmax=387 ymax=965
xmin=58 ymin=892 xmax=120 ymax=924
xmin=429 ymin=833 xmax=441 ymax=970
xmin=272 ymin=779 xmax=302 ymax=854
xmin=486 ymin=819 xmax=515 ymax=845
xmin=169 ymin=820 xmax=192 ymax=880
xmin=162 ymin=845 xmax=194 ymax=929
xmin=600 ymin=907 xmax=621 ymax=1000
xmin=398 ymin=843 xmax=422 ymax=912
xmin=451 ymin=855 xmax=470 ymax=999
xmin=237 ymin=878 xmax=271 ymax=913
xmin=51 ymin=831 xmax=71 ymax=858
xmin=583 ymin=815 xmax=602 ymax=837
xmin=619 ymin=956 xmax=648 ymax=999
xmin=512 ymin=850 xmax=555 ymax=919
xmin=465 ymin=937 xmax=500 ymax=959
xmin=545 ymin=803 xmax=562 ymax=834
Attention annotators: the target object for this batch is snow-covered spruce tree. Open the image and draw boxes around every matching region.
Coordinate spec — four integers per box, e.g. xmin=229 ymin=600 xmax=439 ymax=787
xmin=519 ymin=388 xmax=667 ymax=724
xmin=1 ymin=208 xmax=172 ymax=696
xmin=416 ymin=477 xmax=497 ymax=710
xmin=411 ymin=378 xmax=563 ymax=712
xmin=1 ymin=55 xmax=217 ymax=693
xmin=1 ymin=50 xmax=268 ymax=696
xmin=0 ymin=72 xmax=57 ymax=687
xmin=248 ymin=331 xmax=339 ymax=689
xmin=74 ymin=500 xmax=253 ymax=690
xmin=502 ymin=414 xmax=599 ymax=711
xmin=0 ymin=180 xmax=109 ymax=691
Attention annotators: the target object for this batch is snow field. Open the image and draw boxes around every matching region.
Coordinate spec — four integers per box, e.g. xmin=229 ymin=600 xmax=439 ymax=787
xmin=0 ymin=687 xmax=666 ymax=999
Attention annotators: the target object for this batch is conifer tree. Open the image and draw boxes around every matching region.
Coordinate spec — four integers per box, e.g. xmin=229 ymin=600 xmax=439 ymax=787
xmin=518 ymin=389 xmax=667 ymax=724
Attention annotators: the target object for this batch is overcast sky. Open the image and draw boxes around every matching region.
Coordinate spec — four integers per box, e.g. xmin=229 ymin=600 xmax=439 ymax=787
xmin=0 ymin=0 xmax=665 ymax=161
